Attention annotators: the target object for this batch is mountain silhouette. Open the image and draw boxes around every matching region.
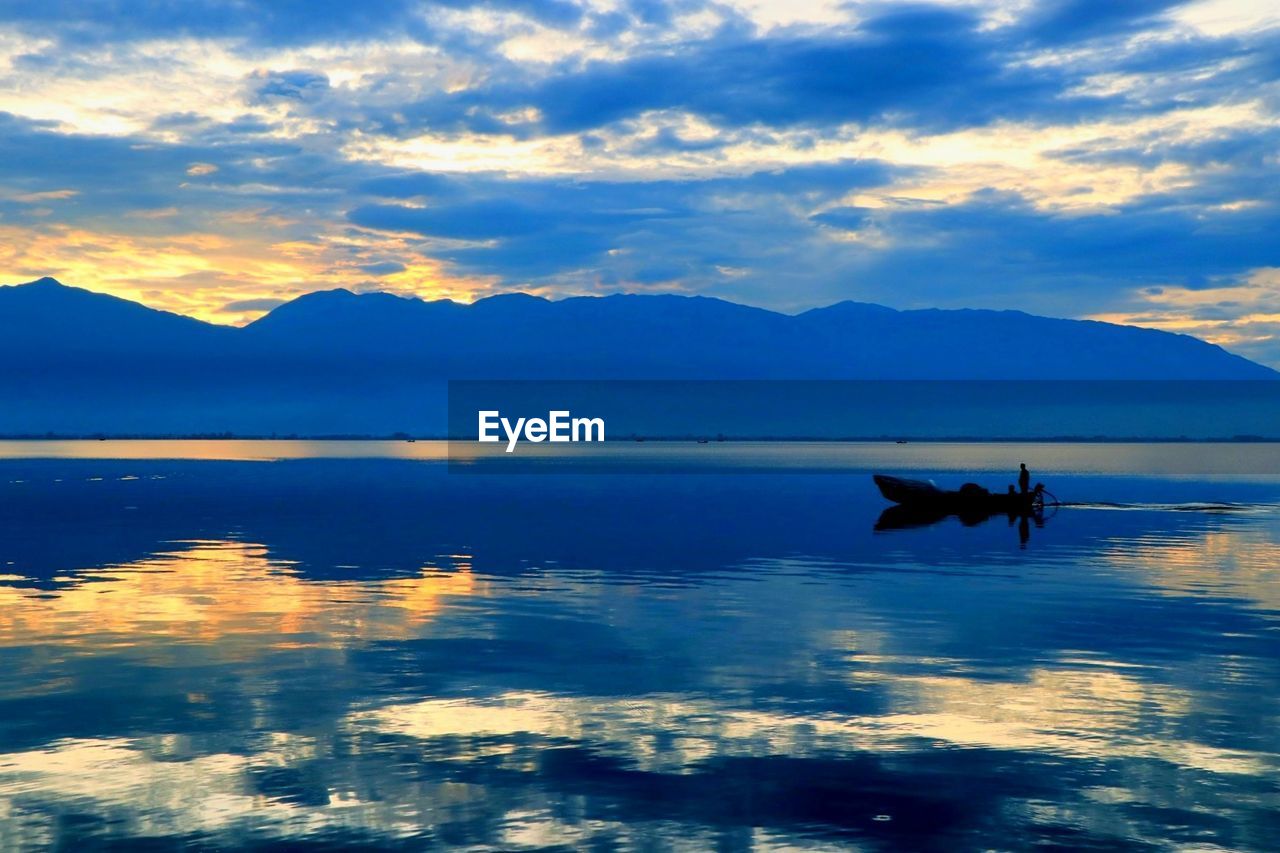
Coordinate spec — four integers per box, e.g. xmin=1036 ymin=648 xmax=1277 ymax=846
xmin=0 ymin=277 xmax=231 ymax=359
xmin=1 ymin=277 xmax=1275 ymax=435
xmin=232 ymin=285 xmax=1275 ymax=380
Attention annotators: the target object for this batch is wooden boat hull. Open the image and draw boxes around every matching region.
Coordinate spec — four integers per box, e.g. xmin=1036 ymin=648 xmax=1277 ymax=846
xmin=873 ymin=474 xmax=1039 ymax=514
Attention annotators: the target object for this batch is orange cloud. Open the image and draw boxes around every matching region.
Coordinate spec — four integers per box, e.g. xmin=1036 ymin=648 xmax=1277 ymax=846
xmin=1088 ymin=268 xmax=1280 ymax=354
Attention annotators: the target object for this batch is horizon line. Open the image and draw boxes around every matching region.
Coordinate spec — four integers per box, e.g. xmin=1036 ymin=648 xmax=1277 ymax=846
xmin=3 ymin=434 xmax=1280 ymax=444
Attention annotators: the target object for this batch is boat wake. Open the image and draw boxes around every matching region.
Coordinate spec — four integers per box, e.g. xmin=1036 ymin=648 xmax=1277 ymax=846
xmin=1056 ymin=501 xmax=1274 ymax=514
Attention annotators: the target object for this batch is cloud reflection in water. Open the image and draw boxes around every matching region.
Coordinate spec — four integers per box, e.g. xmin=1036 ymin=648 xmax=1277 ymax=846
xmin=0 ymin=456 xmax=1276 ymax=849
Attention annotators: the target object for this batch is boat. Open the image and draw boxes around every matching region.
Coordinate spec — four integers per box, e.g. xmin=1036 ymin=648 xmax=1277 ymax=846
xmin=873 ymin=474 xmax=1043 ymax=515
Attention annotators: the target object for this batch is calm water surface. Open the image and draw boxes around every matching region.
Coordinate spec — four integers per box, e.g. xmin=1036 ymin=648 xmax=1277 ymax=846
xmin=0 ymin=442 xmax=1277 ymax=850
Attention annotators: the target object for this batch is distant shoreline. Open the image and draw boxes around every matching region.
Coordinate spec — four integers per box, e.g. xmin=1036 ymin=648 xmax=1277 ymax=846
xmin=1 ymin=435 xmax=1278 ymax=444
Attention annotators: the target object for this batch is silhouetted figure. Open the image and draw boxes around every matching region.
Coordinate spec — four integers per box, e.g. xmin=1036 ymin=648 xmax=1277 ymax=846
xmin=1018 ymin=463 xmax=1030 ymax=494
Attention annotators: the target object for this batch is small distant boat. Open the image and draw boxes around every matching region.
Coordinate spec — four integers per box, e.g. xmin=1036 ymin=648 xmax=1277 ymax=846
xmin=873 ymin=474 xmax=1042 ymax=515
xmin=696 ymin=439 xmax=709 ymax=444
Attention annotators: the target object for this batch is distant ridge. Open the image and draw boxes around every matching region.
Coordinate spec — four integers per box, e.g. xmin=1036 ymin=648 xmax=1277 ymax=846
xmin=0 ymin=277 xmax=231 ymax=356
xmin=2 ymin=276 xmax=1273 ymax=379
xmin=0 ymin=276 xmax=1275 ymax=434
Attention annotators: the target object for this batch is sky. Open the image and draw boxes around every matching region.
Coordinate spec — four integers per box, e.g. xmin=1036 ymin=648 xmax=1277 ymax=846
xmin=1 ymin=1 xmax=1279 ymax=363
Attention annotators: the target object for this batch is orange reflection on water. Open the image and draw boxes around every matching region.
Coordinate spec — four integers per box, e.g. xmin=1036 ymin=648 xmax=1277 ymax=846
xmin=4 ymin=441 xmax=1280 ymax=481
xmin=0 ymin=440 xmax=452 ymax=461
xmin=1098 ymin=524 xmax=1280 ymax=612
xmin=0 ymin=540 xmax=481 ymax=657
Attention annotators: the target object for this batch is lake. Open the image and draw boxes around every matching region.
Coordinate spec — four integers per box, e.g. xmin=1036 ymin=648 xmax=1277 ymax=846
xmin=0 ymin=441 xmax=1277 ymax=850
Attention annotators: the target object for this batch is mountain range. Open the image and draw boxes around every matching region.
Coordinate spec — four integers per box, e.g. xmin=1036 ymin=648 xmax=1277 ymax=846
xmin=1 ymin=277 xmax=1275 ymax=436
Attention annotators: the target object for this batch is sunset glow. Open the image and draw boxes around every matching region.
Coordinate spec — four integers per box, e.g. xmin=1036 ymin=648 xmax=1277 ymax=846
xmin=1 ymin=0 xmax=1278 ymax=362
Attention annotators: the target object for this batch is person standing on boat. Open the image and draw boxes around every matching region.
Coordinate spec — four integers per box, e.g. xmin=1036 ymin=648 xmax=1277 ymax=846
xmin=1018 ymin=463 xmax=1031 ymax=494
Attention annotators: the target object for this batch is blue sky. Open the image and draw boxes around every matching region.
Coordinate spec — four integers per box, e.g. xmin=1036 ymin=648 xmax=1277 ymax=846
xmin=1 ymin=1 xmax=1278 ymax=363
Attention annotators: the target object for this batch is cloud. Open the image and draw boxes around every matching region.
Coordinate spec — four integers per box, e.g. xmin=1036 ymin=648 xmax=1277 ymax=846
xmin=0 ymin=112 xmax=221 ymax=219
xmin=357 ymin=261 xmax=408 ymax=276
xmin=377 ymin=7 xmax=1120 ymax=137
xmin=220 ymin=297 xmax=287 ymax=313
xmin=248 ymin=69 xmax=330 ymax=104
xmin=0 ymin=0 xmax=603 ymax=50
xmin=0 ymin=0 xmax=430 ymax=46
xmin=350 ymin=198 xmax=557 ymax=241
xmin=810 ymin=185 xmax=1280 ymax=315
xmin=810 ymin=206 xmax=871 ymax=231
xmin=348 ymin=159 xmax=902 ymax=281
xmin=0 ymin=112 xmax=382 ymax=223
xmin=0 ymin=1 xmax=1279 ymax=362
xmin=355 ymin=173 xmax=460 ymax=199
xmin=1017 ymin=0 xmax=1191 ymax=45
